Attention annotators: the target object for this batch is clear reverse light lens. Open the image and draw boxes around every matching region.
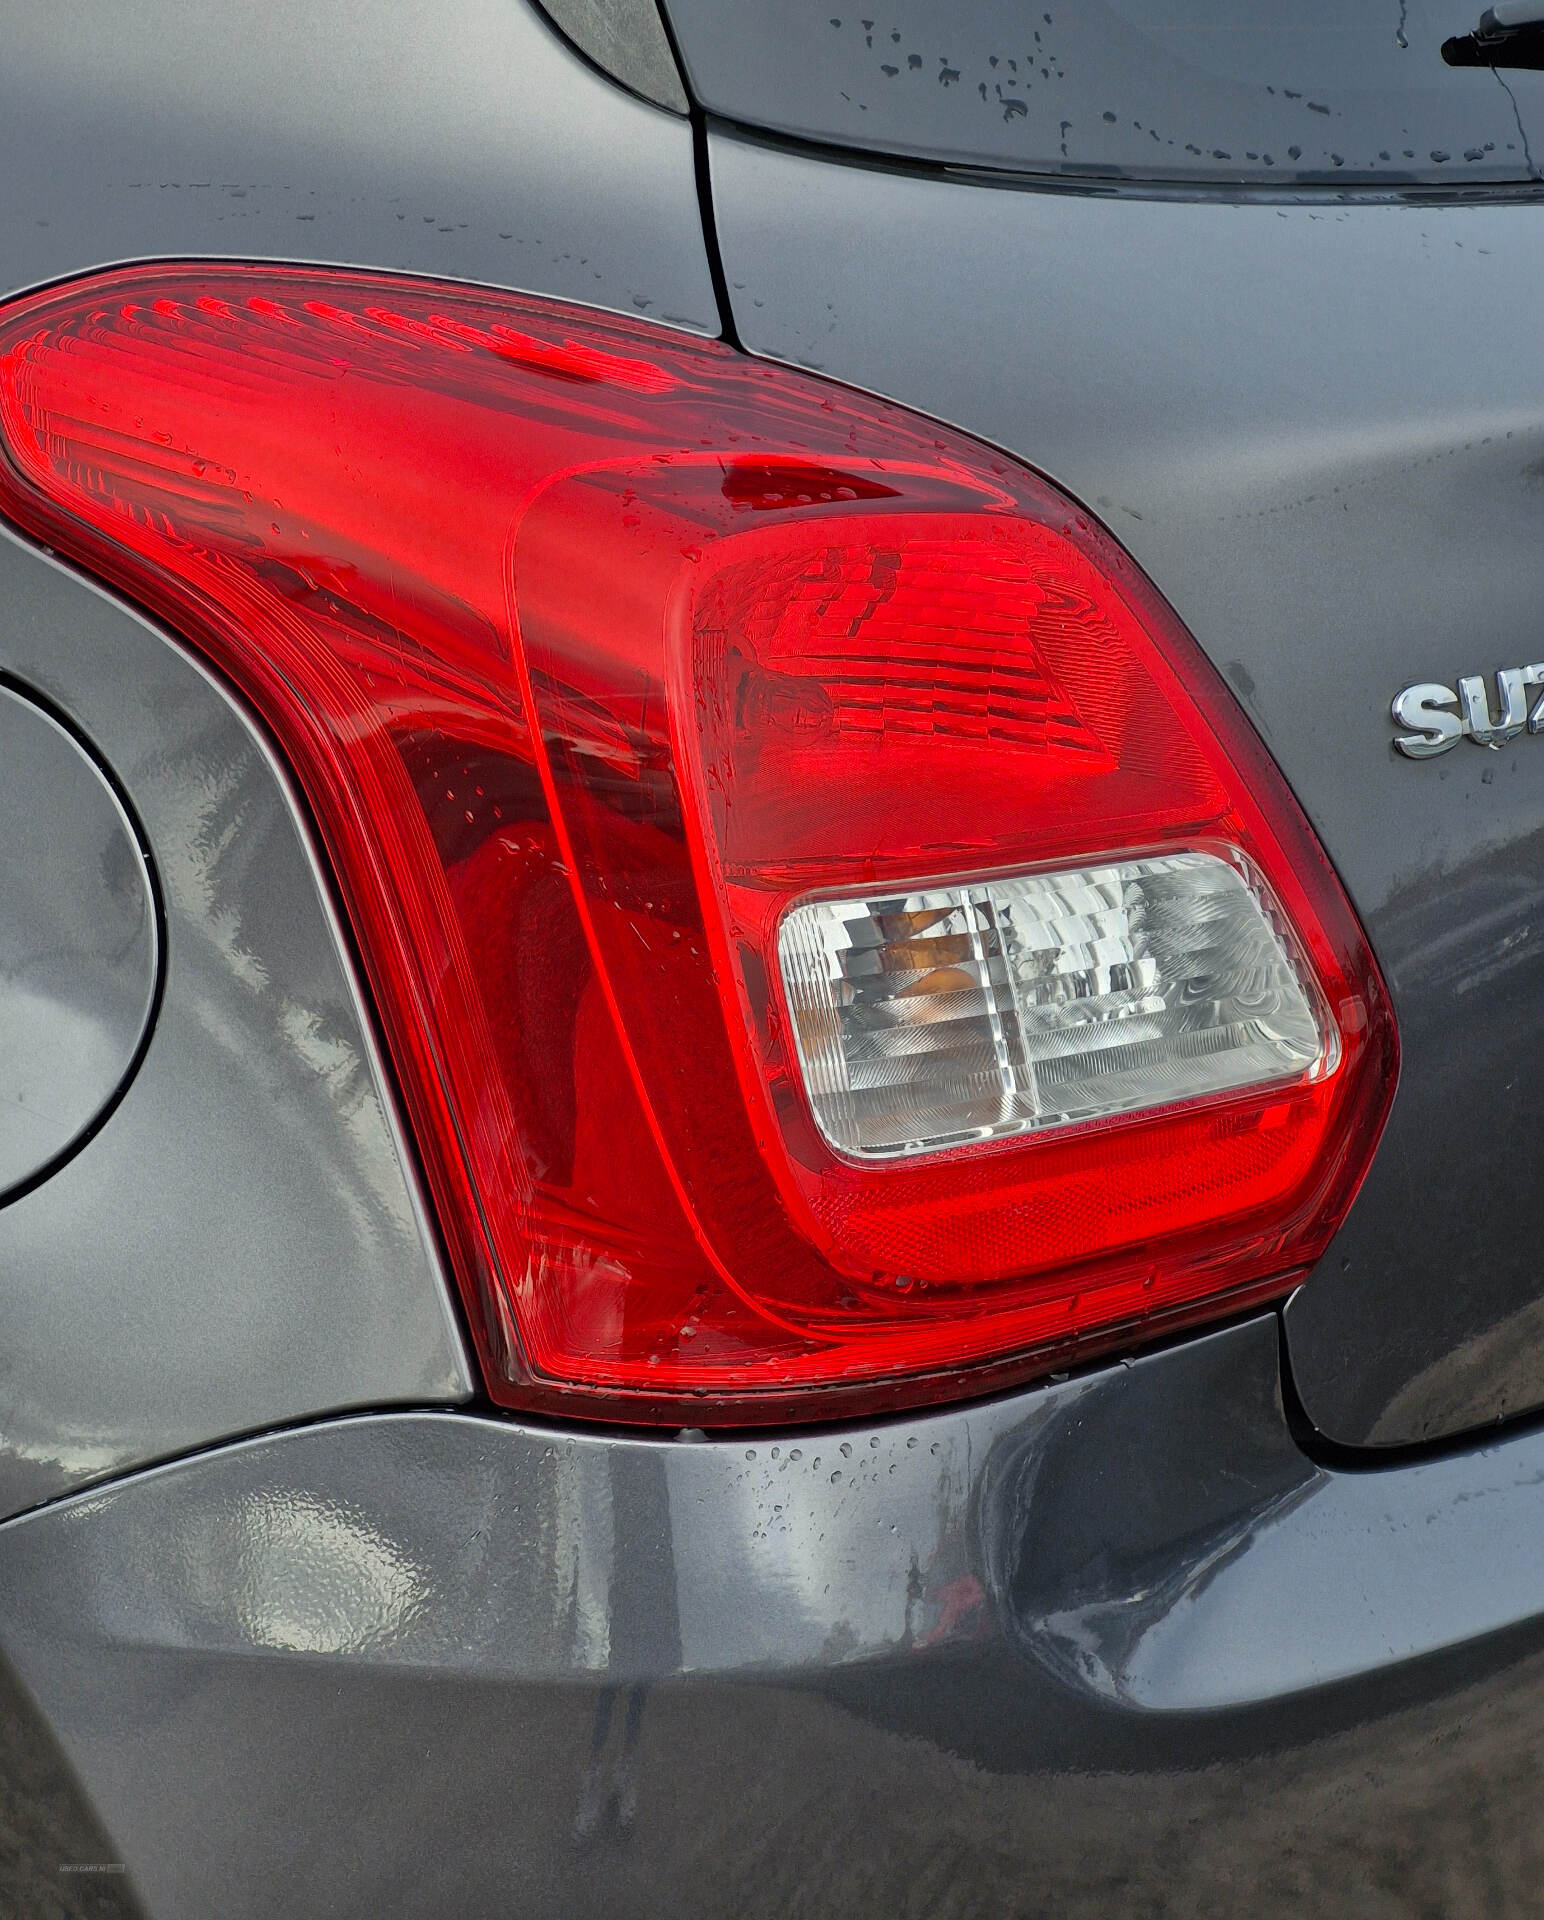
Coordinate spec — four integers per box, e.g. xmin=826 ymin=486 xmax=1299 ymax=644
xmin=778 ymin=850 xmax=1334 ymax=1159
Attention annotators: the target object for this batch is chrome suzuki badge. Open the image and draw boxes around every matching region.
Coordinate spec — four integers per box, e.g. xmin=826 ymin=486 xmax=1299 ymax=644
xmin=1392 ymin=665 xmax=1544 ymax=758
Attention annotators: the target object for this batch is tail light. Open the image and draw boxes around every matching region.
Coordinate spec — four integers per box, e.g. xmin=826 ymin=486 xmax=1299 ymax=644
xmin=0 ymin=265 xmax=1396 ymax=1423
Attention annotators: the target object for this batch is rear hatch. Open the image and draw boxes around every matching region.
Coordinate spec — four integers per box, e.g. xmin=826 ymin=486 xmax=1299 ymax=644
xmin=663 ymin=0 xmax=1544 ymax=1445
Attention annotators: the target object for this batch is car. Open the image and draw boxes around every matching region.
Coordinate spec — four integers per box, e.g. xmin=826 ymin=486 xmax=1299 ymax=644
xmin=4 ymin=2 xmax=1544 ymax=1914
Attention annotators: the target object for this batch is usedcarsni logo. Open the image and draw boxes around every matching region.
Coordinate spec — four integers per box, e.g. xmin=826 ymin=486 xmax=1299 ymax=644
xmin=1392 ymin=666 xmax=1544 ymax=759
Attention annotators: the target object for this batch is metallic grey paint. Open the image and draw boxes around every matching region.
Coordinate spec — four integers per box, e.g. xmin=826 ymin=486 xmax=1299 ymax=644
xmin=0 ymin=1647 xmax=143 ymax=1916
xmin=7 ymin=1319 xmax=1544 ymax=1915
xmin=0 ymin=529 xmax=471 ymax=1518
xmin=6 ymin=0 xmax=1544 ymax=1906
xmin=660 ymin=0 xmax=1544 ymax=189
xmin=0 ymin=683 xmax=158 ymax=1201
xmin=706 ymin=129 xmax=1544 ymax=1448
xmin=0 ymin=0 xmax=716 ymax=332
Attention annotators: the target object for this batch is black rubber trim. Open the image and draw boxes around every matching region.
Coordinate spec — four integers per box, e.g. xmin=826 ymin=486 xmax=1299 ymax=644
xmin=705 ymin=110 xmax=1544 ymax=208
xmin=648 ymin=7 xmax=743 ymax=347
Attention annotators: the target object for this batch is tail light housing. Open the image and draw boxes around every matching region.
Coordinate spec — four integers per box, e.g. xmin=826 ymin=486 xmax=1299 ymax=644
xmin=0 ymin=265 xmax=1396 ymax=1423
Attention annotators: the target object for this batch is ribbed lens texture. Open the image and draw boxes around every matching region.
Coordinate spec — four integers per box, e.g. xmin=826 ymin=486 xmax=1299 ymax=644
xmin=779 ymin=852 xmax=1332 ymax=1158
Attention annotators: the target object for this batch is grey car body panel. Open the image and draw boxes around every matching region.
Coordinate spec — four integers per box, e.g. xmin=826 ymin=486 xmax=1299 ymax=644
xmin=660 ymin=0 xmax=1544 ymax=188
xmin=708 ymin=128 xmax=1544 ymax=1449
xmin=0 ymin=528 xmax=472 ymax=1518
xmin=0 ymin=683 xmax=158 ymax=1203
xmin=0 ymin=0 xmax=716 ymax=332
xmin=9 ymin=1318 xmax=1544 ymax=1915
xmin=7 ymin=0 xmax=1544 ymax=1907
xmin=0 ymin=1648 xmax=143 ymax=1918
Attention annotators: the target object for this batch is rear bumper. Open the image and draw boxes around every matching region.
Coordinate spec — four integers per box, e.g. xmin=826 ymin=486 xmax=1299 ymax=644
xmin=7 ymin=1312 xmax=1544 ymax=1917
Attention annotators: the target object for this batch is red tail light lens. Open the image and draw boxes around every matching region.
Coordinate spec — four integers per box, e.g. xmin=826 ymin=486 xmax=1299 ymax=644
xmin=0 ymin=266 xmax=1397 ymax=1423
